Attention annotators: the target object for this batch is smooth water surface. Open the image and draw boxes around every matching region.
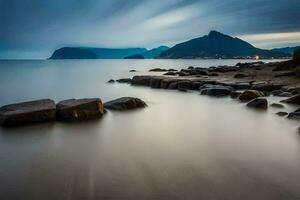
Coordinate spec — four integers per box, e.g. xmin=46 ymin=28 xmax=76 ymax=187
xmin=0 ymin=59 xmax=300 ymax=200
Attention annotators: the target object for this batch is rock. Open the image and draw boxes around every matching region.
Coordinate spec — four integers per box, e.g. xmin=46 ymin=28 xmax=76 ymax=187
xmin=168 ymin=82 xmax=178 ymax=89
xmin=191 ymin=81 xmax=205 ymax=90
xmin=238 ymin=90 xmax=265 ymax=102
xmin=208 ymin=73 xmax=219 ymax=76
xmin=131 ymin=76 xmax=152 ymax=86
xmin=116 ymin=78 xmax=132 ymax=84
xmin=274 ymin=71 xmax=295 ymax=77
xmin=178 ymin=71 xmax=190 ymax=76
xmin=251 ymin=83 xmax=284 ymax=92
xmin=287 ymin=108 xmax=300 ymax=119
xmin=270 ymin=103 xmax=284 ymax=108
xmin=0 ymin=99 xmax=56 ymax=127
xmin=281 ymin=94 xmax=300 ymax=105
xmin=229 ymin=83 xmax=251 ymax=90
xmin=149 ymin=68 xmax=167 ymax=72
xmin=129 ymin=70 xmax=137 ymax=72
xmin=163 ymin=72 xmax=177 ymax=76
xmin=200 ymin=85 xmax=233 ymax=97
xmin=168 ymin=69 xmax=178 ymax=72
xmin=276 ymin=111 xmax=288 ymax=116
xmin=177 ymin=81 xmax=192 ymax=91
xmin=187 ymin=66 xmax=194 ymax=70
xmin=230 ymin=91 xmax=242 ymax=99
xmin=107 ymin=79 xmax=115 ymax=83
xmin=234 ymin=73 xmax=248 ymax=78
xmin=195 ymin=70 xmax=208 ymax=75
xmin=104 ymin=97 xmax=146 ymax=110
xmin=209 ymin=66 xmax=238 ymax=72
xmin=149 ymin=77 xmax=162 ymax=88
xmin=56 ymin=98 xmax=104 ymax=121
xmin=246 ymin=98 xmax=268 ymax=109
xmin=160 ymin=79 xmax=177 ymax=89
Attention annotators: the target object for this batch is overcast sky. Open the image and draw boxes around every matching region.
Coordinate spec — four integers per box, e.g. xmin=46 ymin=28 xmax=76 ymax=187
xmin=0 ymin=0 xmax=300 ymax=59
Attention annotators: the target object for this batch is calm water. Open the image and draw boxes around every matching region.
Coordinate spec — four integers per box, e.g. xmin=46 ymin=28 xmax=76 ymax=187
xmin=0 ymin=59 xmax=300 ymax=200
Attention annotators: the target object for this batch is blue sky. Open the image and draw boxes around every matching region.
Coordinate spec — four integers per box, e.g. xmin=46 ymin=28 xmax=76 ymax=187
xmin=0 ymin=0 xmax=299 ymax=59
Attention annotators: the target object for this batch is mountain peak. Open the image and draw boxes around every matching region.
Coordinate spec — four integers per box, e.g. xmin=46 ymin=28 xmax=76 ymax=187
xmin=208 ymin=30 xmax=225 ymax=37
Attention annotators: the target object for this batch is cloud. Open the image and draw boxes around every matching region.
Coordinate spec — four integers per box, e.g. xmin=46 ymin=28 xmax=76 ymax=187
xmin=0 ymin=0 xmax=299 ymax=58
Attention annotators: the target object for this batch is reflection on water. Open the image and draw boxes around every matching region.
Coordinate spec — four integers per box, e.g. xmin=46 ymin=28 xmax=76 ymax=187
xmin=0 ymin=60 xmax=300 ymax=199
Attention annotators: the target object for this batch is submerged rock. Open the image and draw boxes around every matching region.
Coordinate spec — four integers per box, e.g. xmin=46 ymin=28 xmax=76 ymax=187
xmin=107 ymin=79 xmax=115 ymax=83
xmin=149 ymin=68 xmax=167 ymax=72
xmin=230 ymin=91 xmax=242 ymax=99
xmin=56 ymin=98 xmax=104 ymax=121
xmin=163 ymin=71 xmax=177 ymax=76
xmin=104 ymin=97 xmax=146 ymax=110
xmin=281 ymin=94 xmax=300 ymax=105
xmin=287 ymin=108 xmax=300 ymax=119
xmin=246 ymin=98 xmax=268 ymax=109
xmin=0 ymin=99 xmax=56 ymax=127
xmin=270 ymin=103 xmax=284 ymax=108
xmin=238 ymin=90 xmax=264 ymax=102
xmin=276 ymin=111 xmax=288 ymax=117
xmin=131 ymin=76 xmax=152 ymax=86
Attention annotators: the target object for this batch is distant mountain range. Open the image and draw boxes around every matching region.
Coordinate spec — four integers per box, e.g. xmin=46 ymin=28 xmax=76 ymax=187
xmin=49 ymin=46 xmax=169 ymax=59
xmin=158 ymin=31 xmax=289 ymax=59
xmin=49 ymin=31 xmax=290 ymax=59
xmin=271 ymin=46 xmax=300 ymax=56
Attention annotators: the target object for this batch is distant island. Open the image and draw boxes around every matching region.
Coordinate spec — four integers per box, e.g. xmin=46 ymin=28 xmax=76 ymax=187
xmin=49 ymin=31 xmax=292 ymax=59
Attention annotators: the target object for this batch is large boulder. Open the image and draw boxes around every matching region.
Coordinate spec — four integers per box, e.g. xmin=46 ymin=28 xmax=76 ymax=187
xmin=287 ymin=108 xmax=300 ymax=119
xmin=56 ymin=98 xmax=104 ymax=121
xmin=104 ymin=97 xmax=146 ymax=110
xmin=200 ymin=85 xmax=233 ymax=97
xmin=131 ymin=76 xmax=152 ymax=86
xmin=251 ymin=83 xmax=284 ymax=92
xmin=0 ymin=99 xmax=56 ymax=127
xmin=238 ymin=90 xmax=264 ymax=102
xmin=160 ymin=79 xmax=177 ymax=89
xmin=281 ymin=94 xmax=300 ymax=105
xmin=246 ymin=98 xmax=268 ymax=109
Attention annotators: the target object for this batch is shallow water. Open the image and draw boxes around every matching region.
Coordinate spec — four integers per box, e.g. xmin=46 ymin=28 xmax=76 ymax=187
xmin=0 ymin=59 xmax=300 ymax=200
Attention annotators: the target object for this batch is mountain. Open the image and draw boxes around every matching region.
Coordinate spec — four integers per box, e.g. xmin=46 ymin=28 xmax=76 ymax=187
xmin=158 ymin=31 xmax=289 ymax=59
xmin=141 ymin=46 xmax=169 ymax=58
xmin=49 ymin=47 xmax=147 ymax=59
xmin=271 ymin=46 xmax=300 ymax=56
xmin=124 ymin=54 xmax=145 ymax=59
xmin=49 ymin=47 xmax=98 ymax=59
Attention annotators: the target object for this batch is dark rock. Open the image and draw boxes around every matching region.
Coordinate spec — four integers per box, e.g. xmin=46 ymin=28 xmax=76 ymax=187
xmin=208 ymin=73 xmax=219 ymax=76
xmin=168 ymin=69 xmax=178 ymax=72
xmin=149 ymin=68 xmax=167 ymax=72
xmin=270 ymin=103 xmax=284 ymax=108
xmin=287 ymin=108 xmax=300 ymax=119
xmin=104 ymin=97 xmax=146 ymax=110
xmin=200 ymin=85 xmax=233 ymax=97
xmin=281 ymin=94 xmax=300 ymax=105
xmin=246 ymin=98 xmax=268 ymax=109
xmin=107 ymin=79 xmax=115 ymax=83
xmin=163 ymin=72 xmax=177 ymax=76
xmin=276 ymin=111 xmax=288 ymax=116
xmin=229 ymin=83 xmax=251 ymax=90
xmin=187 ymin=66 xmax=194 ymax=70
xmin=274 ymin=71 xmax=295 ymax=77
xmin=251 ymin=83 xmax=284 ymax=92
xmin=195 ymin=70 xmax=208 ymax=75
xmin=209 ymin=66 xmax=238 ymax=72
xmin=178 ymin=72 xmax=190 ymax=76
xmin=177 ymin=81 xmax=192 ymax=91
xmin=238 ymin=90 xmax=265 ymax=102
xmin=129 ymin=70 xmax=137 ymax=72
xmin=230 ymin=91 xmax=242 ymax=99
xmin=160 ymin=79 xmax=177 ymax=89
xmin=56 ymin=98 xmax=104 ymax=121
xmin=234 ymin=73 xmax=248 ymax=78
xmin=131 ymin=76 xmax=152 ymax=86
xmin=168 ymin=82 xmax=178 ymax=89
xmin=0 ymin=99 xmax=56 ymax=127
xmin=116 ymin=78 xmax=132 ymax=84
xmin=149 ymin=77 xmax=162 ymax=88
xmin=191 ymin=81 xmax=205 ymax=90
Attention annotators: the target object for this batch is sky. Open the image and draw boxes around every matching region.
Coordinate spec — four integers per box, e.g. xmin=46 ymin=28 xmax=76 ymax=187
xmin=0 ymin=0 xmax=300 ymax=59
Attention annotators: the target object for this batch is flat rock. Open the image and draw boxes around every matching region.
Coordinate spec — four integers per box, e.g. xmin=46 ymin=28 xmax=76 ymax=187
xmin=251 ymin=83 xmax=284 ymax=92
xmin=200 ymin=85 xmax=233 ymax=97
xmin=149 ymin=68 xmax=167 ymax=72
xmin=270 ymin=103 xmax=284 ymax=108
xmin=238 ymin=90 xmax=264 ymax=102
xmin=0 ymin=99 xmax=56 ymax=127
xmin=116 ymin=78 xmax=132 ymax=84
xmin=276 ymin=111 xmax=288 ymax=116
xmin=104 ymin=97 xmax=146 ymax=110
xmin=246 ymin=98 xmax=268 ymax=109
xmin=56 ymin=98 xmax=104 ymax=121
